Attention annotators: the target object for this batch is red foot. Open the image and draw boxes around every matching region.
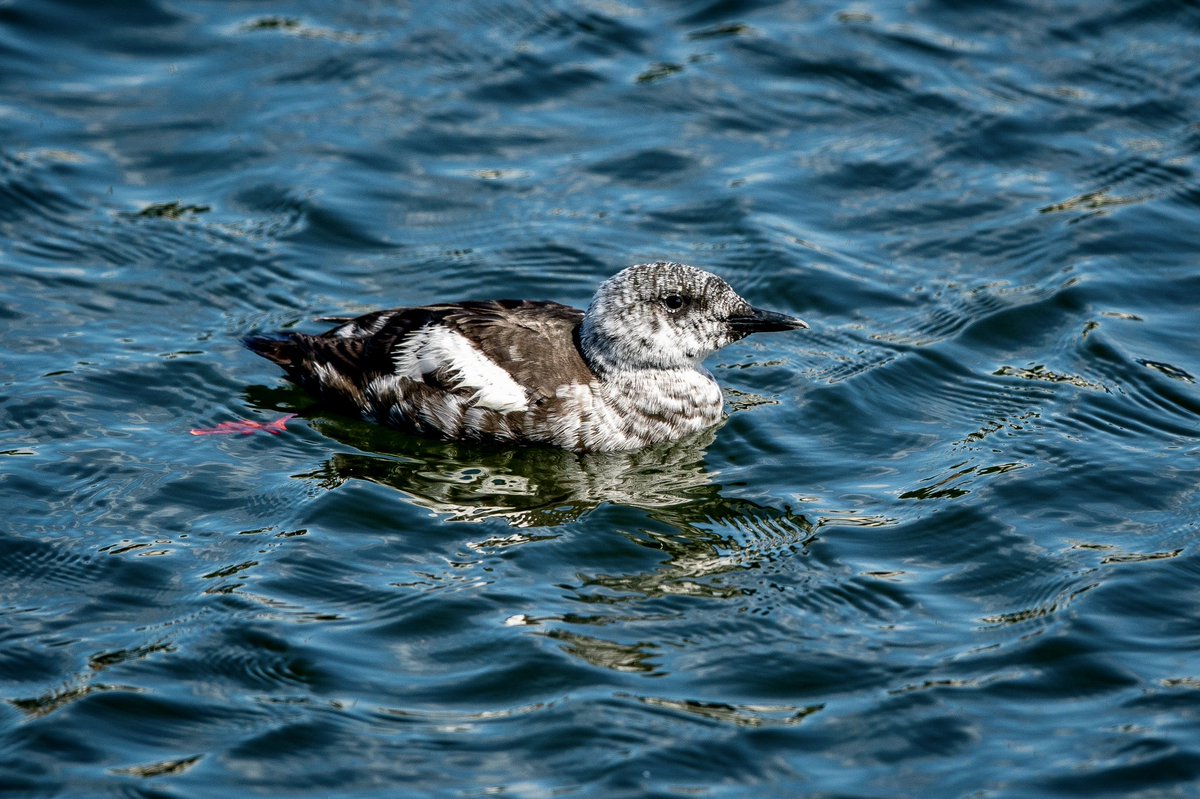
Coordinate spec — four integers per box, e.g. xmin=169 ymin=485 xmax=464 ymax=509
xmin=191 ymin=414 xmax=296 ymax=436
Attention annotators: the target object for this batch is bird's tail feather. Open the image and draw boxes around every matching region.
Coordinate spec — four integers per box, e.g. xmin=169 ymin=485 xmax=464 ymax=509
xmin=244 ymin=335 xmax=302 ymax=372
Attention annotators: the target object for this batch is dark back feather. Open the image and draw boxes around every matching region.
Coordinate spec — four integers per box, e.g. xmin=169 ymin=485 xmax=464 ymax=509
xmin=247 ymin=300 xmax=592 ymax=413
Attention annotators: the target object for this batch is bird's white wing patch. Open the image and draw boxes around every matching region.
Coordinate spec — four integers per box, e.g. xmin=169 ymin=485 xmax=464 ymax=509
xmin=392 ymin=326 xmax=530 ymax=413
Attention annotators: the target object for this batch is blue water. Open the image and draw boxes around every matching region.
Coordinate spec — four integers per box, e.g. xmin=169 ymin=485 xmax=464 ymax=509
xmin=3 ymin=1 xmax=1200 ymax=796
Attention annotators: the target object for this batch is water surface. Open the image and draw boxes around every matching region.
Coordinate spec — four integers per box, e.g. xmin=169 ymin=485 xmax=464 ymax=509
xmin=2 ymin=1 xmax=1200 ymax=796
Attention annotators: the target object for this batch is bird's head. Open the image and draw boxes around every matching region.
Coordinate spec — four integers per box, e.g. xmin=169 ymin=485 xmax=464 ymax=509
xmin=580 ymin=262 xmax=807 ymax=374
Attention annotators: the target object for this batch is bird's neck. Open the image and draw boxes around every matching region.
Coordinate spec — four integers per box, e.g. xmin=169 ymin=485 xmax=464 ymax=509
xmin=577 ymin=318 xmax=618 ymax=377
xmin=577 ymin=317 xmax=699 ymax=377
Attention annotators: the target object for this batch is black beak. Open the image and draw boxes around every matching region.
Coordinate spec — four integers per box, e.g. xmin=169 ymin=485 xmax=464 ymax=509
xmin=727 ymin=306 xmax=809 ymax=333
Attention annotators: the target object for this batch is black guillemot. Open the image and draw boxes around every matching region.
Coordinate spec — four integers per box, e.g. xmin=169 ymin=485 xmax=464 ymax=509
xmin=246 ymin=261 xmax=807 ymax=452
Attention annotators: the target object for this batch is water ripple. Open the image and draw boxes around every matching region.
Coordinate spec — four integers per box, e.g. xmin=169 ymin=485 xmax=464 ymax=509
xmin=3 ymin=0 xmax=1200 ymax=796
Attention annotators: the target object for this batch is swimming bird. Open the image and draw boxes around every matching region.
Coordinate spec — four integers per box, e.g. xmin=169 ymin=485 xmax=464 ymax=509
xmin=246 ymin=261 xmax=807 ymax=452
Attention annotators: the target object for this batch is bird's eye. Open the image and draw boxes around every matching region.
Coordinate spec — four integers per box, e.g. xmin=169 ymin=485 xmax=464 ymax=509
xmin=662 ymin=294 xmax=689 ymax=311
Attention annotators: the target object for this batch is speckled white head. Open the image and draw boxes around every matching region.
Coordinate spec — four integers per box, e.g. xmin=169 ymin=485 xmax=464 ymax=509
xmin=579 ymin=261 xmax=807 ymax=374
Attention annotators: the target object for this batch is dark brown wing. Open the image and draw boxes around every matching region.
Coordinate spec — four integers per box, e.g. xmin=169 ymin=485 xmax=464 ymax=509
xmin=246 ymin=299 xmax=592 ymax=413
xmin=431 ymin=300 xmax=592 ymax=401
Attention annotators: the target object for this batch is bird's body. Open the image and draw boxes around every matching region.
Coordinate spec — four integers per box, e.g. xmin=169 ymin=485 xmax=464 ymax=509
xmin=247 ymin=262 xmax=806 ymax=452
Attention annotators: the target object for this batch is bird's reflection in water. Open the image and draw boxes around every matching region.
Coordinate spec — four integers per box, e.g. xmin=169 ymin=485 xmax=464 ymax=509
xmin=294 ymin=409 xmax=827 ymax=543
xmin=300 ymin=419 xmax=726 ymax=528
xmin=299 ymin=415 xmax=828 ymax=614
xmin=292 ymin=413 xmax=849 ymax=682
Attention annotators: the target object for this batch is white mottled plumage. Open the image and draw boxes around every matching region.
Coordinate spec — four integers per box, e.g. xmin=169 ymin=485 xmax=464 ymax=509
xmin=246 ymin=262 xmax=808 ymax=452
xmin=392 ymin=325 xmax=531 ymax=413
